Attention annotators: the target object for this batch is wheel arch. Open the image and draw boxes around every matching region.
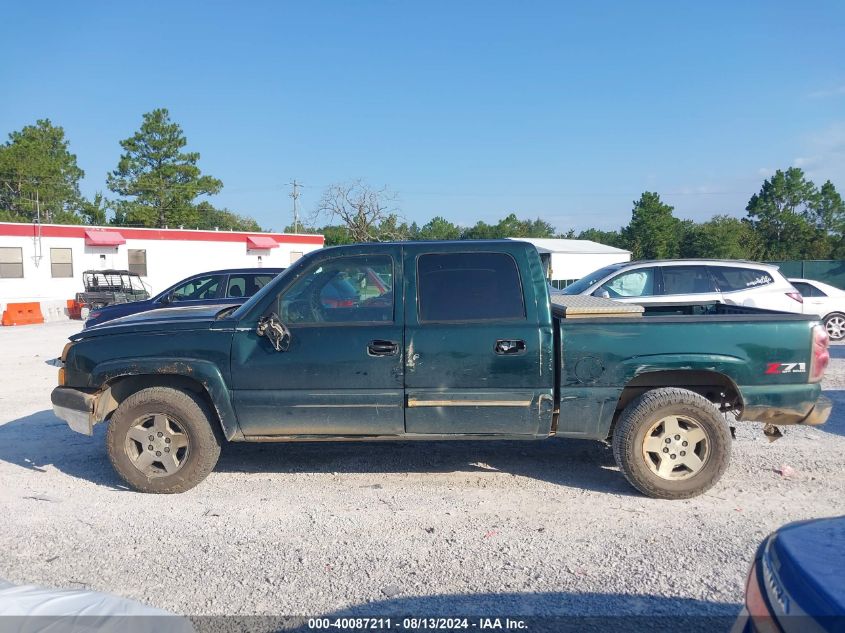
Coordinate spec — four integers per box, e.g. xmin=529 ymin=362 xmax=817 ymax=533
xmin=92 ymin=358 xmax=242 ymax=441
xmin=608 ymin=369 xmax=742 ymax=440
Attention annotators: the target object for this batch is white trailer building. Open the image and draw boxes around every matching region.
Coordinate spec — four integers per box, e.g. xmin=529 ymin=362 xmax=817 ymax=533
xmin=0 ymin=222 xmax=324 ymax=321
xmin=508 ymin=237 xmax=631 ymax=289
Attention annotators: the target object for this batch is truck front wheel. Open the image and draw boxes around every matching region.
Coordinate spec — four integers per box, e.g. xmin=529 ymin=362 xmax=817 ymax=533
xmin=106 ymin=387 xmax=221 ymax=493
xmin=612 ymin=388 xmax=731 ymax=499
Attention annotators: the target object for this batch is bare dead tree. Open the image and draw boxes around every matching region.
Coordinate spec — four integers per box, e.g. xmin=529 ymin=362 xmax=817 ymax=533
xmin=312 ymin=180 xmax=407 ymax=242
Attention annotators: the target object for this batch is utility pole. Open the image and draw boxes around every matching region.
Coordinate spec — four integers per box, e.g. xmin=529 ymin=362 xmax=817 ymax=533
xmin=288 ymin=180 xmax=301 ymax=233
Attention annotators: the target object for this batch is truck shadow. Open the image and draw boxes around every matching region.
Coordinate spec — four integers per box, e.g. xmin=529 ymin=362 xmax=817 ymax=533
xmin=217 ymin=437 xmax=635 ymax=494
xmin=276 ymin=592 xmax=739 ymax=633
xmin=0 ymin=411 xmax=634 ymax=495
xmin=821 ymin=389 xmax=845 ymax=437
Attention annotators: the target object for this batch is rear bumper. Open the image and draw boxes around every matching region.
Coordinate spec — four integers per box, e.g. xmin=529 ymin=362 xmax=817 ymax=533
xmin=799 ymin=394 xmax=832 ymax=426
xmin=739 ymin=385 xmax=832 ymax=426
xmin=51 ymin=387 xmax=98 ymax=435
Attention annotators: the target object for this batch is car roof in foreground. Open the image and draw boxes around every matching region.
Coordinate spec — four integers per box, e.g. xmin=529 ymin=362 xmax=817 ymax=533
xmin=768 ymin=515 xmax=845 ymax=617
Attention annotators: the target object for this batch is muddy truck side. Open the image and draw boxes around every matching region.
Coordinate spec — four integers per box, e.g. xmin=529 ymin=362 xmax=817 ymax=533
xmin=51 ymin=240 xmax=831 ymax=497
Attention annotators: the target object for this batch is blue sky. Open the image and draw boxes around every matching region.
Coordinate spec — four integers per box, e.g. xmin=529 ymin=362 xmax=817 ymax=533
xmin=2 ymin=1 xmax=844 ymax=232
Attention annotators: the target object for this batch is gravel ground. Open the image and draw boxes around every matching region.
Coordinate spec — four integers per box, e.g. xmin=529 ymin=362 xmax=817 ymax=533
xmin=0 ymin=321 xmax=843 ymax=620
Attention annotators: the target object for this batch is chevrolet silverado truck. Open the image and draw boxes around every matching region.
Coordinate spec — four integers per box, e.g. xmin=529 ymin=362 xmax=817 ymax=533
xmin=51 ymin=241 xmax=832 ymax=498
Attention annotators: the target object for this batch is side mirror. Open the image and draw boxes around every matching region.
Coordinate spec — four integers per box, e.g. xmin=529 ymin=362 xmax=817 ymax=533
xmin=257 ymin=313 xmax=291 ymax=352
xmin=160 ymin=292 xmax=173 ymax=305
xmin=593 ymin=288 xmax=611 ymax=299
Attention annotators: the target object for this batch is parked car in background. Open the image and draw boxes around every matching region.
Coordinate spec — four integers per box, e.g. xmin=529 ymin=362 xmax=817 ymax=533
xmin=75 ymin=269 xmax=151 ymax=317
xmin=84 ymin=268 xmax=283 ymax=328
xmin=733 ymin=515 xmax=845 ymax=633
xmin=789 ymin=278 xmax=845 ymax=341
xmin=562 ymin=259 xmax=804 ymax=313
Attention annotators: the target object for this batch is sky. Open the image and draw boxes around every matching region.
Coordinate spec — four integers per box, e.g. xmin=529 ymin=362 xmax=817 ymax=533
xmin=1 ymin=0 xmax=844 ymax=233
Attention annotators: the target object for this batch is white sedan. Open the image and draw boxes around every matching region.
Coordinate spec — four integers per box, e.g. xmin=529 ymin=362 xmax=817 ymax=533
xmin=789 ymin=278 xmax=845 ymax=341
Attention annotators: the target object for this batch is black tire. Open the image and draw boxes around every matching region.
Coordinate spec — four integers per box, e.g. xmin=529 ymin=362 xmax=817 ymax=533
xmin=612 ymin=387 xmax=731 ymax=500
xmin=823 ymin=313 xmax=845 ymax=341
xmin=106 ymin=387 xmax=221 ymax=493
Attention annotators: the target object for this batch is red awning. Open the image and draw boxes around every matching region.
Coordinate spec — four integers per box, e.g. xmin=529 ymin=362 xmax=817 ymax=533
xmin=84 ymin=230 xmax=125 ymax=246
xmin=246 ymin=235 xmax=279 ymax=249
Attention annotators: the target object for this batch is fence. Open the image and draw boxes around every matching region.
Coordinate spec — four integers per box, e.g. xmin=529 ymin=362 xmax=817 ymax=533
xmin=765 ymin=260 xmax=845 ymax=290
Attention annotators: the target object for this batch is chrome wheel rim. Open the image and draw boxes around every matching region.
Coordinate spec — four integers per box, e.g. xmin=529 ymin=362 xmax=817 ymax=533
xmin=642 ymin=415 xmax=710 ymax=480
xmin=124 ymin=414 xmax=190 ymax=477
xmin=826 ymin=316 xmax=845 ymax=340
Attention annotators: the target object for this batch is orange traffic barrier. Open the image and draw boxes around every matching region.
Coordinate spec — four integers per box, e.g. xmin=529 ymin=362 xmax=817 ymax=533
xmin=67 ymin=299 xmax=83 ymax=320
xmin=1 ymin=302 xmax=45 ymax=326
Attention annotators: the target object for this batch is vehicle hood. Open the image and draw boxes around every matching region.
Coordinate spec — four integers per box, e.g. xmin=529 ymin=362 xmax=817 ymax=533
xmin=90 ymin=298 xmax=155 ymax=315
xmin=72 ymin=304 xmax=239 ymax=340
xmin=766 ymin=515 xmax=845 ymax=618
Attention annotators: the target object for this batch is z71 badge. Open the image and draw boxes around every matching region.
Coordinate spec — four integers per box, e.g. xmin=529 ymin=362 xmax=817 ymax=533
xmin=766 ymin=362 xmax=807 ymax=375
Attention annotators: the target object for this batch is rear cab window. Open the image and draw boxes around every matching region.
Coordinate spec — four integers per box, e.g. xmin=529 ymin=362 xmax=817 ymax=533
xmin=417 ymin=252 xmax=525 ymax=321
xmin=710 ymin=267 xmax=774 ymax=293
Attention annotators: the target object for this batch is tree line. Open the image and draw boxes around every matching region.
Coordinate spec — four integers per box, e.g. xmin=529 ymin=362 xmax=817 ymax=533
xmin=1 ymin=111 xmax=843 ymax=262
xmin=298 ymin=171 xmax=844 ymax=262
xmin=0 ymin=111 xmax=259 ymax=231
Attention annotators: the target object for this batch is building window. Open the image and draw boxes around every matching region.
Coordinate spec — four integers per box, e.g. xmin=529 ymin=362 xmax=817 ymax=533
xmin=128 ymin=249 xmax=147 ymax=276
xmin=290 ymin=251 xmax=303 ymax=265
xmin=0 ymin=247 xmax=24 ymax=278
xmin=50 ymin=248 xmax=74 ymax=278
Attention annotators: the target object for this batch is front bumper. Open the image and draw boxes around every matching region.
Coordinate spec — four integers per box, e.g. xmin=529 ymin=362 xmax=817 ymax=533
xmin=51 ymin=387 xmax=98 ymax=435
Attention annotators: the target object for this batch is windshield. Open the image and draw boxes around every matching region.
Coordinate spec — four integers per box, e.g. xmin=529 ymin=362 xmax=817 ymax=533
xmin=561 ymin=264 xmax=626 ymax=294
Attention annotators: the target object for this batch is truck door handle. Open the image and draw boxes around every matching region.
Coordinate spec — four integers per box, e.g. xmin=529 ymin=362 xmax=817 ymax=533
xmin=495 ymin=339 xmax=526 ymax=355
xmin=368 ymin=340 xmax=399 ymax=356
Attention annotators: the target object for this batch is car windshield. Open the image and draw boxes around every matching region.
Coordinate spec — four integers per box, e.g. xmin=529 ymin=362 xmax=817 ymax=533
xmin=561 ymin=264 xmax=626 ymax=294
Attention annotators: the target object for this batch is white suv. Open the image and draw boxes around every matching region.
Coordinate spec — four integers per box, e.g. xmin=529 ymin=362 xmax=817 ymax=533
xmin=562 ymin=259 xmax=804 ymax=313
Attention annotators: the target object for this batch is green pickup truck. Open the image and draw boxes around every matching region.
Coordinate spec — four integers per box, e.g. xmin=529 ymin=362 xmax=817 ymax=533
xmin=51 ymin=240 xmax=832 ymax=498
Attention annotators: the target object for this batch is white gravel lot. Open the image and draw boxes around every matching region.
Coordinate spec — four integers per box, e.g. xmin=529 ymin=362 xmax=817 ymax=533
xmin=0 ymin=321 xmax=843 ymax=620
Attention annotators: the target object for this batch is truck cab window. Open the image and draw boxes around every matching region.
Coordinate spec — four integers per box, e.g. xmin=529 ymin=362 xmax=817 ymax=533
xmin=278 ymin=255 xmax=393 ymax=324
xmin=417 ymin=252 xmax=525 ymax=321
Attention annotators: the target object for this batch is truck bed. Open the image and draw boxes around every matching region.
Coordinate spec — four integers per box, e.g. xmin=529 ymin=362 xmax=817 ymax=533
xmin=552 ymin=300 xmax=821 ymax=440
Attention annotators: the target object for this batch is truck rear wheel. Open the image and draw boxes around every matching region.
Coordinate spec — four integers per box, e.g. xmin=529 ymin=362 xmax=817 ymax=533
xmin=612 ymin=388 xmax=731 ymax=499
xmin=106 ymin=387 xmax=221 ymax=493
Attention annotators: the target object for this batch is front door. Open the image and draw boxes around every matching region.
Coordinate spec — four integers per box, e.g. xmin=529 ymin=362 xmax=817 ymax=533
xmin=229 ymin=249 xmax=404 ymax=436
xmin=402 ymin=247 xmax=551 ymax=435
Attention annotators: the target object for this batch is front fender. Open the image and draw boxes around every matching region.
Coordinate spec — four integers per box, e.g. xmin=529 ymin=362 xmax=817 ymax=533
xmin=92 ymin=357 xmax=241 ymax=440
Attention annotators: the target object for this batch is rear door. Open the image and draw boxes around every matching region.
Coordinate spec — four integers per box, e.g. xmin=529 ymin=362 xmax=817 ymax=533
xmin=790 ymin=281 xmax=825 ymax=316
xmin=402 ymin=244 xmax=551 ymax=435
